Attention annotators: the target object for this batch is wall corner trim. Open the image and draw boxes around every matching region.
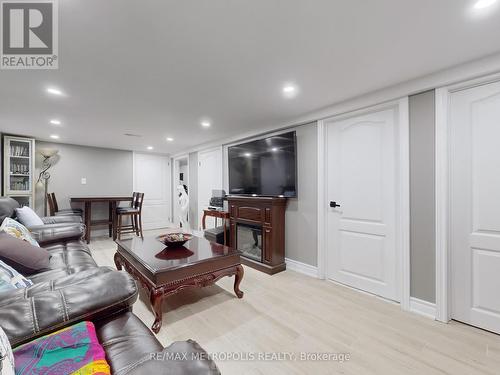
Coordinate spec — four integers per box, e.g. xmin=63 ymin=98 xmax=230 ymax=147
xmin=285 ymin=258 xmax=319 ymax=278
xmin=409 ymin=297 xmax=437 ymax=320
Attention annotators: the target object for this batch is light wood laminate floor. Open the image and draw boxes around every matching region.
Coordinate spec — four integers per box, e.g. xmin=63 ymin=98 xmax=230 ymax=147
xmin=90 ymin=230 xmax=500 ymax=375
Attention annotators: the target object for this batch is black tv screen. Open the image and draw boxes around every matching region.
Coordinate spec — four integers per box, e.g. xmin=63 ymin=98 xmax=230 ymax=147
xmin=228 ymin=131 xmax=297 ymax=197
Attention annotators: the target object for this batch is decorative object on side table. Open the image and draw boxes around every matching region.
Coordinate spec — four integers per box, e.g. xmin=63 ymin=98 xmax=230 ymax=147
xmin=36 ymin=148 xmax=59 ymax=216
xmin=157 ymin=232 xmax=193 ymax=248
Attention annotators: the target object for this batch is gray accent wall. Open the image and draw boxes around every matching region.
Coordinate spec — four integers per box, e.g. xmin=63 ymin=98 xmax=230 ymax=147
xmin=222 ymin=122 xmax=318 ymax=267
xmin=409 ymin=90 xmax=436 ymax=303
xmin=284 ymin=123 xmax=318 ymax=266
xmin=34 ymin=142 xmax=133 ymax=223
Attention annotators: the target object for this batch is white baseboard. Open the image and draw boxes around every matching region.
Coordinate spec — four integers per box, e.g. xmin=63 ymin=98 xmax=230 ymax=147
xmin=285 ymin=258 xmax=318 ymax=278
xmin=409 ymin=297 xmax=436 ymax=320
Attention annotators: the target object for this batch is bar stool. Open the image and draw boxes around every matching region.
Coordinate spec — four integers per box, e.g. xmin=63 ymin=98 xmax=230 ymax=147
xmin=47 ymin=193 xmax=83 ymax=217
xmin=116 ymin=192 xmax=144 ymax=239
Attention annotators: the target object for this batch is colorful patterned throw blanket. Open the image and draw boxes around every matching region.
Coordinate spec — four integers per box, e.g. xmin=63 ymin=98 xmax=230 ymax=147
xmin=13 ymin=321 xmax=110 ymax=375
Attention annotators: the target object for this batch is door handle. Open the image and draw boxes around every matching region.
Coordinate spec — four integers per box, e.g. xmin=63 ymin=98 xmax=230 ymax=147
xmin=329 ymin=201 xmax=341 ymax=208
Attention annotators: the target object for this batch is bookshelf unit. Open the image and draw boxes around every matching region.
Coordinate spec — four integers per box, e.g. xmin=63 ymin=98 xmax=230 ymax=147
xmin=3 ymin=136 xmax=36 ymax=209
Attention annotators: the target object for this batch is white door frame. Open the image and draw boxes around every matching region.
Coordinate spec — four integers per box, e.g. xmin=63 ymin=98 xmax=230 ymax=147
xmin=317 ymin=98 xmax=410 ymax=310
xmin=435 ymin=72 xmax=500 ymax=323
xmin=197 ymin=146 xmax=223 ymax=230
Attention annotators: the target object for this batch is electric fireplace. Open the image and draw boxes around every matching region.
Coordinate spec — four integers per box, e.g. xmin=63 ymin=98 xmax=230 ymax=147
xmin=236 ymin=223 xmax=262 ymax=262
xmin=228 ymin=196 xmax=287 ymax=274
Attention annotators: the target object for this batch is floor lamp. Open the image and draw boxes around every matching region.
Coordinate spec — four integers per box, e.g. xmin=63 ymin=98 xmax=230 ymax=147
xmin=36 ymin=148 xmax=59 ymax=216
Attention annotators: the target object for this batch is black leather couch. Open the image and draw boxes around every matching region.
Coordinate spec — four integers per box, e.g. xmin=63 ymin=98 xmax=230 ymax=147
xmin=0 ymin=198 xmax=219 ymax=374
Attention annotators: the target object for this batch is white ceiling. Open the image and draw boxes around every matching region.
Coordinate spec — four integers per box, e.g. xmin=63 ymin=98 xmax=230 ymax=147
xmin=1 ymin=0 xmax=500 ymax=154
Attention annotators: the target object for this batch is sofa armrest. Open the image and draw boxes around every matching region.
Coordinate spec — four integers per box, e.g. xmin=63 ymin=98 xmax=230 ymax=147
xmin=41 ymin=215 xmax=82 ymax=224
xmin=0 ymin=267 xmax=138 ymax=347
xmin=117 ymin=340 xmax=220 ymax=375
xmin=29 ymin=223 xmax=85 ymax=245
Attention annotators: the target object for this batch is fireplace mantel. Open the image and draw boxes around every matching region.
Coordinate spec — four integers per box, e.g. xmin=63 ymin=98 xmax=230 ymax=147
xmin=227 ymin=196 xmax=287 ymax=274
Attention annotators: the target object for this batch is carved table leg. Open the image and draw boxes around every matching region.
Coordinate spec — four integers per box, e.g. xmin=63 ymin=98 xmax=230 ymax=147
xmin=150 ymin=288 xmax=164 ymax=334
xmin=234 ymin=265 xmax=244 ymax=298
xmin=114 ymin=253 xmax=122 ymax=271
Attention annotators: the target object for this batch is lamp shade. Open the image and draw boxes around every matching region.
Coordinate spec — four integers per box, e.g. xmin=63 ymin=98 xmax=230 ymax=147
xmin=38 ymin=148 xmax=59 ymax=158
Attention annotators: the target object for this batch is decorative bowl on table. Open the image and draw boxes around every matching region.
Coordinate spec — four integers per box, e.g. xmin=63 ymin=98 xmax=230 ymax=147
xmin=156 ymin=232 xmax=193 ymax=248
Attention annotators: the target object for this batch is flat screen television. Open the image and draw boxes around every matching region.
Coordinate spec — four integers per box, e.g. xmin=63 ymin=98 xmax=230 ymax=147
xmin=228 ymin=131 xmax=297 ymax=197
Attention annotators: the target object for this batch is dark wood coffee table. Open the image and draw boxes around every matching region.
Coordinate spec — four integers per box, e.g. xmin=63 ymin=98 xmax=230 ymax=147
xmin=114 ymin=233 xmax=244 ymax=333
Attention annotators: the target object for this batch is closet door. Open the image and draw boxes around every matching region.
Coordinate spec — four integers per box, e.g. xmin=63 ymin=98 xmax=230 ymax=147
xmin=450 ymin=80 xmax=500 ymax=334
xmin=134 ymin=153 xmax=171 ymax=229
xmin=325 ymin=107 xmax=399 ymax=301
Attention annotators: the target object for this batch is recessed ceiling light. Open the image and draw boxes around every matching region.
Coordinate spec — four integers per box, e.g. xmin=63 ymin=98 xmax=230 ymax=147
xmin=50 ymin=119 xmax=61 ymax=125
xmin=46 ymin=87 xmax=63 ymax=96
xmin=271 ymin=147 xmax=278 ymax=152
xmin=282 ymin=83 xmax=298 ymax=98
xmin=50 ymin=134 xmax=60 ymax=139
xmin=201 ymin=121 xmax=211 ymax=128
xmin=166 ymin=137 xmax=174 ymax=142
xmin=244 ymin=152 xmax=252 ymax=157
xmin=474 ymin=0 xmax=497 ymax=8
xmin=147 ymin=146 xmax=154 ymax=150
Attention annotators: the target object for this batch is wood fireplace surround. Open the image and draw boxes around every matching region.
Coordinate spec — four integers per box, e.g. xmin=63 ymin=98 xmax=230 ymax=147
xmin=227 ymin=196 xmax=287 ymax=274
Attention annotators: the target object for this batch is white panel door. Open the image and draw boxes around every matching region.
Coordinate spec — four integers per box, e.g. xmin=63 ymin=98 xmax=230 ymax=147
xmin=197 ymin=148 xmax=222 ymax=229
xmin=450 ymin=81 xmax=500 ymax=334
xmin=326 ymin=108 xmax=399 ymax=301
xmin=133 ymin=153 xmax=171 ymax=230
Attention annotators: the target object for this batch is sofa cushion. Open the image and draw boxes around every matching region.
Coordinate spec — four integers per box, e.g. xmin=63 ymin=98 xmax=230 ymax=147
xmin=0 ymin=260 xmax=32 ymax=292
xmin=28 ymin=240 xmax=97 ymax=282
xmin=13 ymin=321 xmax=110 ymax=375
xmin=0 ymin=218 xmax=39 ymax=247
xmin=96 ymin=312 xmax=163 ymax=374
xmin=0 ymin=232 xmax=49 ymax=275
xmin=14 ymin=207 xmax=43 ymax=227
xmin=0 ymin=326 xmax=15 ymax=375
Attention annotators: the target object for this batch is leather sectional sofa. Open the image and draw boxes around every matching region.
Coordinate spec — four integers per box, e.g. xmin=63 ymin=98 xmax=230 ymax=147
xmin=0 ymin=197 xmax=219 ymax=374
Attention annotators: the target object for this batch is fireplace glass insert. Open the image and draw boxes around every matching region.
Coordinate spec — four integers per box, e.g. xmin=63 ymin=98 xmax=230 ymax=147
xmin=236 ymin=223 xmax=262 ymax=262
